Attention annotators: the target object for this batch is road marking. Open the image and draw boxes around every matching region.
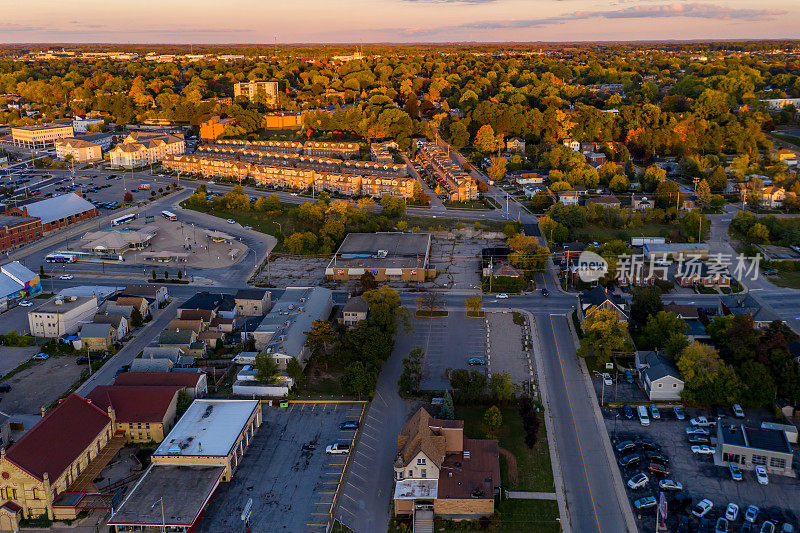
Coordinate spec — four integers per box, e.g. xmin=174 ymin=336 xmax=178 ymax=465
xmin=350 ymin=470 xmax=368 ymax=483
xmin=359 ymin=440 xmax=376 ymax=451
xmin=550 ymin=315 xmax=602 ymax=533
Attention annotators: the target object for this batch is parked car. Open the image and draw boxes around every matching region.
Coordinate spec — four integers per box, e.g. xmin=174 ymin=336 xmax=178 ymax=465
xmin=615 ymin=440 xmax=637 ymax=454
xmin=688 ymin=435 xmax=711 ymax=445
xmin=634 ymin=496 xmax=657 ymax=510
xmin=623 ymin=404 xmax=634 ymax=420
xmin=658 ymin=479 xmax=682 ymax=491
xmin=649 ymin=404 xmax=661 ymax=420
xmin=75 ymin=357 xmax=90 ymax=365
xmin=714 ymin=517 xmax=730 ymax=533
xmin=618 ymin=453 xmax=642 ymax=467
xmin=691 ymin=445 xmax=715 ymax=455
xmin=756 ymin=465 xmax=769 ymax=485
xmin=602 ymin=373 xmax=612 ymax=386
xmin=625 ymin=370 xmax=634 ymax=384
xmin=686 ymin=426 xmax=710 ymax=436
xmin=339 ymin=421 xmax=359 ymax=430
xmin=627 ymin=472 xmax=649 ymax=489
xmin=693 ymin=499 xmax=714 ymax=518
xmin=226 ymin=219 xmax=236 ymax=224
xmin=468 ymin=357 xmax=485 ymax=366
xmin=729 ymin=464 xmax=743 ymax=481
xmin=59 ymin=274 xmax=74 ymax=280
xmin=18 ymin=300 xmax=33 ymax=307
xmin=668 ymin=492 xmax=692 ymax=514
xmin=325 ymin=442 xmax=351 ymax=455
xmin=677 ymin=516 xmax=690 ymax=533
xmin=637 ymin=438 xmax=660 ymax=451
xmin=32 ymin=353 xmax=49 ymax=360
xmin=765 ymin=508 xmax=784 ymax=523
xmin=0 ymin=385 xmax=11 ymax=393
xmin=726 ymin=503 xmax=740 ymax=521
xmin=648 ymin=462 xmax=670 ymax=476
xmin=745 ymin=505 xmax=760 ymax=523
xmin=762 ymin=522 xmax=776 ymax=533
xmin=732 ymin=404 xmax=745 ymax=418
xmin=496 ymin=293 xmax=509 ymax=299
xmin=674 ymin=406 xmax=686 ymax=420
xmin=646 ymin=451 xmax=669 ymax=463
xmin=691 ymin=416 xmax=715 ymax=427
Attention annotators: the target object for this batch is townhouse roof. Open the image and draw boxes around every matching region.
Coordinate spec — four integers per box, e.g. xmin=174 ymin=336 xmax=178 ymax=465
xmin=178 ymin=309 xmax=214 ymax=322
xmin=80 ymin=322 xmax=113 ymax=339
xmin=142 ymin=347 xmax=185 ymax=363
xmin=437 ymin=438 xmax=500 ymax=500
xmin=159 ymin=330 xmax=196 ymax=345
xmin=86 ymin=386 xmax=180 ymax=423
xmin=664 ymin=302 xmax=699 ymax=319
xmin=93 ymin=314 xmax=126 ymax=328
xmin=5 ymin=394 xmax=110 ymax=481
xmin=121 ymin=285 xmax=164 ymax=299
xmin=180 ymin=292 xmax=236 ymax=313
xmin=254 ymin=287 xmax=333 ymax=359
xmin=342 ymin=296 xmax=369 ymax=314
xmin=396 ymin=408 xmax=449 ymax=468
xmin=114 ymin=372 xmax=205 ymax=389
xmin=235 ymin=288 xmax=268 ymax=300
xmin=23 ymin=193 xmax=95 ymax=224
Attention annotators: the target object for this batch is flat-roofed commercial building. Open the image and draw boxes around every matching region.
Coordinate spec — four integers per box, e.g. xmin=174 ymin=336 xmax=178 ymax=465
xmin=11 ymin=123 xmax=74 ymax=149
xmin=716 ymin=422 xmax=794 ymax=476
xmin=0 ymin=213 xmax=42 ymax=252
xmin=28 ymin=295 xmax=98 ymax=337
xmin=234 ymin=81 xmax=278 ymax=105
xmin=108 ymin=400 xmax=262 ymax=532
xmin=327 ymin=232 xmax=434 ymax=282
xmin=54 ymin=138 xmax=103 ymax=162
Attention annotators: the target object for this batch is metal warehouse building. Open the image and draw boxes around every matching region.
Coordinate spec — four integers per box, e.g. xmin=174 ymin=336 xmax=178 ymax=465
xmin=326 ymin=232 xmax=435 ymax=282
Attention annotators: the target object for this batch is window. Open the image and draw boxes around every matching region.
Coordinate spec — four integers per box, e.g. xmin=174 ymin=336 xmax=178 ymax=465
xmin=421 ymin=469 xmax=427 ymax=479
xmin=752 ymin=455 xmax=767 ymax=466
xmin=417 ymin=458 xmax=426 ymax=465
xmin=770 ymin=457 xmax=786 ymax=469
xmin=408 ymin=470 xmax=412 ymax=478
xmin=32 ymin=488 xmax=39 ymax=500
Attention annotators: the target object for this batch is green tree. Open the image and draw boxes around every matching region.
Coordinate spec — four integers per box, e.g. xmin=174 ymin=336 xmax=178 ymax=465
xmin=630 ymin=286 xmax=664 ymax=327
xmin=448 ymin=121 xmax=470 ymax=150
xmin=641 ymin=311 xmax=688 ymax=351
xmin=130 ymin=307 xmax=143 ymax=328
xmin=483 ymin=405 xmax=503 ymax=440
xmin=739 ymin=361 xmax=776 ymax=408
xmin=254 ymin=352 xmax=279 ymax=383
xmin=696 ymin=179 xmax=712 ymax=207
xmin=489 ymin=371 xmax=515 ymax=403
xmin=748 ymin=223 xmax=770 ymax=242
xmin=398 ymin=347 xmax=424 ymax=395
xmin=304 ymin=320 xmax=337 ymax=368
xmin=341 ymin=361 xmax=376 ymax=398
xmin=676 ymin=342 xmax=742 ymax=405
xmin=440 ymin=390 xmax=455 ymax=420
xmin=642 ymin=165 xmax=666 ymax=191
xmin=679 ymin=210 xmax=709 ymax=242
xmin=578 ymin=308 xmax=629 ymax=366
xmin=286 ymin=357 xmax=303 ymax=385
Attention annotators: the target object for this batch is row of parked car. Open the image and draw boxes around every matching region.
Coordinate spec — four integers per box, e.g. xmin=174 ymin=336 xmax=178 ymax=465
xmin=682 ymin=500 xmax=794 ymax=532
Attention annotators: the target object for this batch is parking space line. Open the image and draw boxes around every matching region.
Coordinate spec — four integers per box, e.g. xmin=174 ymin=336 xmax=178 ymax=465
xmin=340 ymin=506 xmax=356 ymax=518
xmin=349 ymin=470 xmax=368 ymax=483
xmin=343 ymin=493 xmax=358 ymax=504
xmin=359 ymin=440 xmax=376 ymax=451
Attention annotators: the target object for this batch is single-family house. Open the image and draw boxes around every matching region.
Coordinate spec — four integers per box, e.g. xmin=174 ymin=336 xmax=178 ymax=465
xmin=579 ymin=286 xmax=628 ymax=322
xmin=80 ymin=322 xmax=115 ymax=351
xmin=340 ymin=296 xmax=369 ymax=327
xmin=634 ymin=351 xmax=684 ymax=401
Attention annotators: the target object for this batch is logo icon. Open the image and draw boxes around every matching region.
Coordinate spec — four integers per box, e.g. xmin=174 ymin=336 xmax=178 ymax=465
xmin=576 ymin=251 xmax=608 ymax=283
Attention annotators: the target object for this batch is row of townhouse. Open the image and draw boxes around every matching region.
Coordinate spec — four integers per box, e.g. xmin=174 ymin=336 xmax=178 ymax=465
xmin=163 ymin=154 xmax=416 ymax=198
xmin=415 ymin=141 xmax=478 ymax=202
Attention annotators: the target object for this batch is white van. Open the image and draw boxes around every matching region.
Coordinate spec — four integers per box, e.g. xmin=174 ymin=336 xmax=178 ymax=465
xmin=637 ymin=405 xmax=651 ymax=426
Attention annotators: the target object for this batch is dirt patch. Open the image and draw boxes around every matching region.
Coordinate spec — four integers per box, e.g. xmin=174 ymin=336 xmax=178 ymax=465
xmin=252 ymin=255 xmax=330 ymax=287
xmin=499 ymin=446 xmax=518 ymax=486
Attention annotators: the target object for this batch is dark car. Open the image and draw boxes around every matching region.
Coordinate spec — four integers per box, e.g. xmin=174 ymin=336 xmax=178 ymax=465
xmin=688 ymin=435 xmax=711 ymax=445
xmin=76 ymin=357 xmax=90 ymax=365
xmin=646 ymin=451 xmax=669 ymax=463
xmin=625 ymin=370 xmax=634 ymax=384
xmin=677 ymin=515 xmax=690 ymax=533
xmin=618 ymin=453 xmax=642 ymax=467
xmin=541 ymin=288 xmax=549 ymax=297
xmin=698 ymin=516 xmax=711 ymax=533
xmin=637 ymin=438 xmax=660 ymax=451
xmin=0 ymin=384 xmax=11 ymax=393
xmin=766 ymin=507 xmax=785 ymax=523
xmin=668 ymin=492 xmax=692 ymax=514
xmin=615 ymin=440 xmax=637 ymax=454
xmin=468 ymin=357 xmax=486 ymax=366
xmin=623 ymin=404 xmax=634 ymax=420
xmin=339 ymin=421 xmax=359 ymax=430
xmin=648 ymin=462 xmax=670 ymax=476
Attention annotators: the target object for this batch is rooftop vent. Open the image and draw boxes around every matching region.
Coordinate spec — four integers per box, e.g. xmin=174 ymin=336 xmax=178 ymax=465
xmin=202 ymin=405 xmax=214 ymax=419
xmin=464 ymin=451 xmax=471 ymax=460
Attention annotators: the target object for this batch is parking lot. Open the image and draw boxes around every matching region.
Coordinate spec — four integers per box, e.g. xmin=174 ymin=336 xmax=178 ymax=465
xmin=604 ymin=406 xmax=800 ymax=532
xmin=487 ymin=311 xmax=530 ymax=383
xmin=195 ymin=402 xmax=365 ymax=533
xmin=407 ymin=311 xmax=486 ymax=391
xmin=0 ymin=355 xmax=85 ymax=416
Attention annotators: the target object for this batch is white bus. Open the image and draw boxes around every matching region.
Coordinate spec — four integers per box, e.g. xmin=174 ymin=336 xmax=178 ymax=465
xmin=161 ymin=210 xmax=178 ymax=221
xmin=45 ymin=253 xmax=77 ymax=263
xmin=111 ymin=213 xmax=137 ymax=226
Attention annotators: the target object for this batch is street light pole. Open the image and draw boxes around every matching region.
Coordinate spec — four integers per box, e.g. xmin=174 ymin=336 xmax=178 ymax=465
xmin=151 ymin=497 xmax=165 ymax=533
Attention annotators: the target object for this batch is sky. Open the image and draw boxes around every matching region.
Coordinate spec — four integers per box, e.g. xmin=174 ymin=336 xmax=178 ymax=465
xmin=1 ymin=0 xmax=799 ymax=44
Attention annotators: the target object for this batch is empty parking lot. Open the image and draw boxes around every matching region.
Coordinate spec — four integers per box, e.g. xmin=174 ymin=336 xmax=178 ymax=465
xmin=195 ymin=401 xmax=365 ymax=533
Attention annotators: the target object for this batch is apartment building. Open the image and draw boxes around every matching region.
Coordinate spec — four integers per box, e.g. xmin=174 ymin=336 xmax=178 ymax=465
xmin=303 ymin=140 xmax=360 ymax=158
xmin=252 ymin=164 xmax=316 ymax=189
xmin=0 ymin=214 xmax=42 ymax=252
xmin=199 ymin=116 xmax=237 ymax=141
xmin=263 ymin=111 xmax=303 ymax=128
xmin=234 ymin=81 xmax=279 ymax=105
xmin=362 ymin=176 xmax=416 ymax=198
xmin=416 ymin=142 xmax=478 ymax=202
xmin=72 ymin=117 xmax=105 ymax=133
xmin=54 ymin=138 xmax=103 ymax=162
xmin=28 ymin=295 xmax=98 ymax=337
xmin=11 ymin=123 xmax=74 ymax=149
xmin=108 ymin=132 xmax=185 ymax=169
xmin=86 ymin=385 xmax=180 ymax=444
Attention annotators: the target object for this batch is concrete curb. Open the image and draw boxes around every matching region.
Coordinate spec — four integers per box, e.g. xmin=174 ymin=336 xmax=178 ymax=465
xmin=565 ymin=314 xmax=638 ymax=533
xmin=518 ymin=308 xmax=572 ymax=533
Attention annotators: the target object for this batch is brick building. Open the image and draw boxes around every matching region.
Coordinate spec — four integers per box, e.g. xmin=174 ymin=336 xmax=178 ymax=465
xmin=0 ymin=214 xmax=42 ymax=252
xmin=6 ymin=193 xmax=96 ymax=234
xmin=199 ymin=116 xmax=237 ymax=141
xmin=11 ymin=123 xmax=74 ymax=149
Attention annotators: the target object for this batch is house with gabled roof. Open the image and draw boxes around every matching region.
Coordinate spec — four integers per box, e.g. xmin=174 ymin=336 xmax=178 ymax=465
xmin=579 ymin=286 xmax=629 ymax=322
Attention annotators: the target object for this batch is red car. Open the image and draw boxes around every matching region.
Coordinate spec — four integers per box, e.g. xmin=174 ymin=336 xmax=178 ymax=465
xmin=648 ymin=462 xmax=670 ymax=476
xmin=31 ymin=190 xmax=41 ymax=196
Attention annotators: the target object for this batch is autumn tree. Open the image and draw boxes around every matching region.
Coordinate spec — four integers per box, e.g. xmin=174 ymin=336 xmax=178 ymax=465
xmin=696 ymin=179 xmax=712 ymax=207
xmin=473 ymin=124 xmax=500 ymax=155
xmin=465 ymin=296 xmax=483 ymax=316
xmin=483 ymin=405 xmax=503 ymax=440
xmin=578 ymin=308 xmax=629 ymax=366
xmin=487 ymin=157 xmax=507 ymax=182
xmin=676 ymin=342 xmax=741 ymax=405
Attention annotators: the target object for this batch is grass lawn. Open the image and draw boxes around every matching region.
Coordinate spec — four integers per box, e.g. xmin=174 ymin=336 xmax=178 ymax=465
xmin=455 ymin=406 xmax=554 ymax=493
xmin=574 ymin=222 xmax=677 ymax=244
xmin=771 ymin=271 xmax=800 ymax=289
xmin=434 ymin=499 xmax=561 ymax=532
xmin=416 ymin=310 xmax=449 ymax=317
xmin=291 ymin=359 xmax=348 ymax=398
